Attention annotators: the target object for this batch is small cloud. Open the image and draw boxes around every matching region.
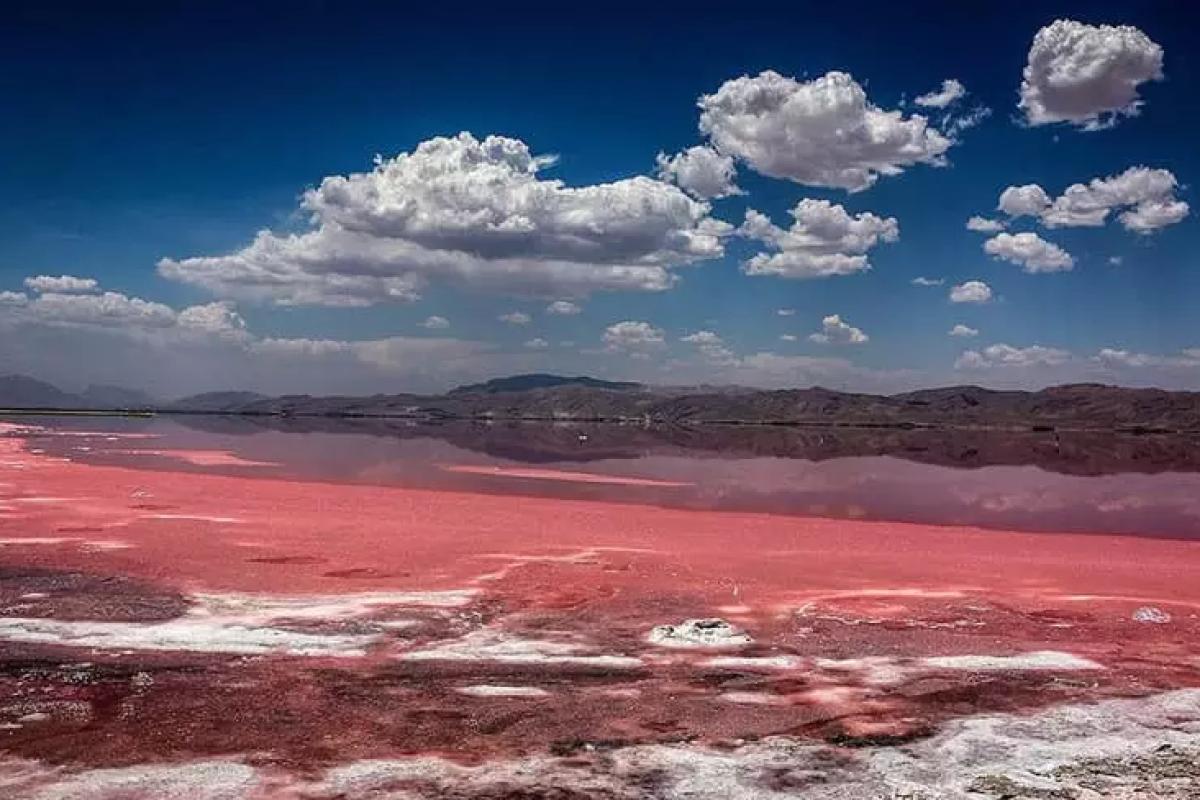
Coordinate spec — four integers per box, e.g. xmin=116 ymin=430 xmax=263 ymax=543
xmin=912 ymin=276 xmax=944 ymax=287
xmin=983 ymin=232 xmax=1074 ymax=273
xmin=545 ymin=300 xmax=582 ymax=316
xmin=655 ymin=145 xmax=741 ymax=199
xmin=419 ymin=315 xmax=450 ymax=330
xmin=1108 ymin=255 xmax=1123 ymax=266
xmin=602 ymin=320 xmax=665 ymax=353
xmin=808 ymin=314 xmax=868 ymax=345
xmin=950 ymin=280 xmax=993 ymax=304
xmin=499 ymin=311 xmax=532 ymax=325
xmin=524 ymin=337 xmax=549 ymax=349
xmin=740 ymin=201 xmax=899 ymax=279
xmin=776 ymin=308 xmax=796 ymax=316
xmin=915 ymin=78 xmax=966 ymax=109
xmin=681 ymin=330 xmax=736 ymax=363
xmin=779 ymin=333 xmax=797 ymax=342
xmin=966 ymin=216 xmax=1006 ymax=233
xmin=949 ymin=324 xmax=979 ymax=338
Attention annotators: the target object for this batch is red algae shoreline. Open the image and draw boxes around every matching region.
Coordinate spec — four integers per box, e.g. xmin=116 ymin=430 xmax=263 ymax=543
xmin=1 ymin=421 xmax=1199 ymax=795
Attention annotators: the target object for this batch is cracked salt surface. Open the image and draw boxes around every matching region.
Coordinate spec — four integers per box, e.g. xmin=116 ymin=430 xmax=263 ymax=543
xmin=0 ymin=758 xmax=260 ymax=800
xmin=8 ymin=688 xmax=1189 ymax=799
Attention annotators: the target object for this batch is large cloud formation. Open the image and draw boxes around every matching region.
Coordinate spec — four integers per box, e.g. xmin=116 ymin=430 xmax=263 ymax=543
xmin=697 ymin=70 xmax=953 ymax=192
xmin=739 ymin=199 xmax=899 ymax=279
xmin=159 ymin=133 xmax=732 ymax=306
xmin=1019 ymin=19 xmax=1164 ymax=129
xmin=0 ymin=273 xmax=524 ymax=395
xmin=997 ymin=167 xmax=1188 ymax=233
xmin=5 ymin=279 xmax=246 ymax=339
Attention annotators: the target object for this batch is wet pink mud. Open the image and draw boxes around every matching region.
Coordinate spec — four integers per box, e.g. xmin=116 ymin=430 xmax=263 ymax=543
xmin=1 ymin=423 xmax=1199 ymax=791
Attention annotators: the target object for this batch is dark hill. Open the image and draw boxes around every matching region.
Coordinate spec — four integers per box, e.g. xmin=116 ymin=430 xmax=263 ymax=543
xmin=450 ymin=374 xmax=643 ymax=394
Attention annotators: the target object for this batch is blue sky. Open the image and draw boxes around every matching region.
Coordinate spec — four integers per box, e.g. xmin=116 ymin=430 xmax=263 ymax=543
xmin=1 ymin=2 xmax=1197 ymax=396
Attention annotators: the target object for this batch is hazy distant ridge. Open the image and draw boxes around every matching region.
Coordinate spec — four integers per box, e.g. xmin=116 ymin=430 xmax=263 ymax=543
xmin=4 ymin=373 xmax=1199 ymax=431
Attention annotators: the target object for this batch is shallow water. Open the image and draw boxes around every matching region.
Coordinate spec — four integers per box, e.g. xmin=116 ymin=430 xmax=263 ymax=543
xmin=12 ymin=414 xmax=1200 ymax=539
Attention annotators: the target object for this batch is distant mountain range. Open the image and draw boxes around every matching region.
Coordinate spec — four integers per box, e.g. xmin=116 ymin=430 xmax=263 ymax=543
xmin=3 ymin=372 xmax=1200 ymax=432
xmin=0 ymin=375 xmax=159 ymax=411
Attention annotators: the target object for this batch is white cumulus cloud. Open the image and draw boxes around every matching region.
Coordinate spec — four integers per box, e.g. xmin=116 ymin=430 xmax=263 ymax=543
xmin=1019 ymin=19 xmax=1164 ymax=129
xmin=602 ymin=320 xmax=665 ymax=354
xmin=159 ymin=133 xmax=731 ymax=306
xmin=698 ymin=70 xmax=953 ymax=192
xmin=949 ymin=280 xmax=993 ymax=304
xmin=956 ymin=343 xmax=1071 ymax=369
xmin=808 ymin=314 xmax=868 ymax=345
xmin=23 ymin=275 xmax=100 ymax=294
xmin=655 ymin=145 xmax=741 ymax=199
xmin=997 ymin=184 xmax=1052 ymax=217
xmin=739 ymin=200 xmax=899 ymax=279
xmin=983 ymin=232 xmax=1074 ymax=273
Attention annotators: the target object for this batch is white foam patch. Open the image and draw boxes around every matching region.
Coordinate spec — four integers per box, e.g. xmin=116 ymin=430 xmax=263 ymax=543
xmin=399 ymin=628 xmax=643 ymax=669
xmin=82 ymin=541 xmax=133 ymax=551
xmin=921 ymin=651 xmax=1103 ymax=672
xmin=720 ymin=691 xmax=789 ymax=706
xmin=10 ymin=497 xmax=81 ymax=505
xmin=194 ymin=589 xmax=478 ymax=618
xmin=142 ymin=514 xmax=246 ymax=524
xmin=815 ymin=656 xmax=913 ymax=686
xmin=0 ymin=537 xmax=130 ymax=552
xmin=0 ymin=617 xmax=375 ymax=658
xmin=703 ymin=655 xmax=803 ymax=671
xmin=456 ymin=684 xmax=551 ymax=698
xmin=0 ymin=590 xmax=476 ymax=658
